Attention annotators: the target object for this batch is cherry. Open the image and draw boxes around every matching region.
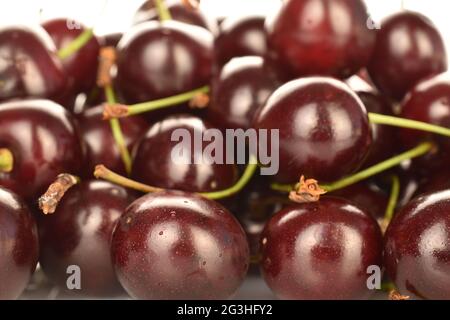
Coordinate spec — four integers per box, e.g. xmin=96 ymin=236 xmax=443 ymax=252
xmin=207 ymin=56 xmax=283 ymax=130
xmin=0 ymin=186 xmax=39 ymax=299
xmin=38 ymin=180 xmax=136 ymax=297
xmin=42 ymin=19 xmax=101 ymax=94
xmin=368 ymin=12 xmax=447 ymax=101
xmin=111 ymin=190 xmax=249 ymax=299
xmin=253 ymin=77 xmax=372 ymax=183
xmin=132 ymin=114 xmax=238 ymax=193
xmin=0 ymin=26 xmax=67 ymax=101
xmin=116 ymin=20 xmax=214 ymax=104
xmin=0 ymin=99 xmax=82 ymax=200
xmin=384 ymin=189 xmax=450 ymax=299
xmin=260 ymin=196 xmax=382 ymax=299
xmin=78 ymin=105 xmax=148 ymax=177
xmin=215 ymin=15 xmax=267 ymax=67
xmin=415 ymin=170 xmax=450 ymax=196
xmin=266 ymin=0 xmax=375 ymax=79
xmin=133 ymin=1 xmax=217 ymax=34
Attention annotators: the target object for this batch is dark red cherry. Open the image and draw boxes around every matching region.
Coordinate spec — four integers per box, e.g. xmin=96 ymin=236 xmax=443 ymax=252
xmin=331 ymin=182 xmax=388 ymax=224
xmin=0 ymin=26 xmax=67 ymax=101
xmin=39 ymin=180 xmax=136 ymax=297
xmin=253 ymin=77 xmax=372 ymax=183
xmin=260 ymin=197 xmax=383 ymax=300
xmin=42 ymin=18 xmax=101 ymax=94
xmin=266 ymin=0 xmax=375 ymax=79
xmin=400 ymin=72 xmax=450 ymax=151
xmin=111 ymin=190 xmax=249 ymax=299
xmin=0 ymin=99 xmax=82 ymax=200
xmin=0 ymin=186 xmax=39 ymax=299
xmin=132 ymin=114 xmax=238 ymax=193
xmin=78 ymin=105 xmax=148 ymax=177
xmin=215 ymin=15 xmax=267 ymax=66
xmin=415 ymin=170 xmax=450 ymax=196
xmin=207 ymin=56 xmax=282 ymax=130
xmin=116 ymin=21 xmax=214 ymax=104
xmin=384 ymin=189 xmax=450 ymax=299
xmin=368 ymin=12 xmax=447 ymax=101
xmin=133 ymin=1 xmax=218 ymax=34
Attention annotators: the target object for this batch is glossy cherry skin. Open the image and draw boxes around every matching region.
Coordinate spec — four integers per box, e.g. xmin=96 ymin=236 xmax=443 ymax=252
xmin=415 ymin=170 xmax=450 ymax=196
xmin=0 ymin=99 xmax=83 ymax=200
xmin=78 ymin=105 xmax=148 ymax=177
xmin=132 ymin=114 xmax=238 ymax=193
xmin=266 ymin=0 xmax=375 ymax=79
xmin=43 ymin=19 xmax=101 ymax=94
xmin=39 ymin=180 xmax=136 ymax=297
xmin=215 ymin=15 xmax=267 ymax=66
xmin=253 ymin=77 xmax=372 ymax=183
xmin=385 ymin=190 xmax=450 ymax=299
xmin=207 ymin=56 xmax=282 ymax=130
xmin=368 ymin=12 xmax=447 ymax=101
xmin=116 ymin=21 xmax=214 ymax=104
xmin=0 ymin=186 xmax=39 ymax=299
xmin=111 ymin=190 xmax=249 ymax=299
xmin=400 ymin=73 xmax=450 ymax=151
xmin=260 ymin=197 xmax=383 ymax=300
xmin=0 ymin=26 xmax=66 ymax=101
xmin=133 ymin=1 xmax=218 ymax=34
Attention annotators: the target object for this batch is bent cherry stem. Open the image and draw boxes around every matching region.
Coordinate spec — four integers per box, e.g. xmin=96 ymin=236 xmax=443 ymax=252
xmin=0 ymin=148 xmax=13 ymax=172
xmin=380 ymin=175 xmax=400 ymax=233
xmin=94 ymin=155 xmax=259 ymax=200
xmin=272 ymin=142 xmax=433 ymax=194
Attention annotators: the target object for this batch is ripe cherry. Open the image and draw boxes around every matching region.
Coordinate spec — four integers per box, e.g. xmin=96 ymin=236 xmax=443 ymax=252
xmin=0 ymin=99 xmax=82 ymax=200
xmin=116 ymin=21 xmax=214 ymax=104
xmin=0 ymin=186 xmax=39 ymax=300
xmin=207 ymin=56 xmax=283 ymax=130
xmin=253 ymin=77 xmax=372 ymax=183
xmin=0 ymin=26 xmax=67 ymax=101
xmin=39 ymin=180 xmax=136 ymax=297
xmin=266 ymin=0 xmax=375 ymax=79
xmin=384 ymin=189 xmax=450 ymax=299
xmin=260 ymin=197 xmax=383 ymax=300
xmin=215 ymin=15 xmax=267 ymax=66
xmin=78 ymin=105 xmax=148 ymax=177
xmin=132 ymin=114 xmax=238 ymax=193
xmin=42 ymin=18 xmax=101 ymax=94
xmin=111 ymin=190 xmax=249 ymax=299
xmin=368 ymin=12 xmax=447 ymax=101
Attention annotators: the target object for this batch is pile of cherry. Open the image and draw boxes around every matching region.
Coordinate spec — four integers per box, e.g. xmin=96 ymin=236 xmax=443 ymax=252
xmin=1 ymin=0 xmax=450 ymax=300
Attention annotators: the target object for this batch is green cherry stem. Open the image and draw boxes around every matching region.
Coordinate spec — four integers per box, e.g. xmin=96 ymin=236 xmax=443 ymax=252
xmin=384 ymin=175 xmax=400 ymax=225
xmin=0 ymin=148 xmax=13 ymax=173
xmin=271 ymin=142 xmax=433 ymax=193
xmin=103 ymin=86 xmax=210 ymax=119
xmin=57 ymin=28 xmax=94 ymax=60
xmin=155 ymin=0 xmax=172 ymax=21
xmin=368 ymin=113 xmax=450 ymax=137
xmin=94 ymin=154 xmax=259 ymax=200
xmin=104 ymin=85 xmax=133 ymax=175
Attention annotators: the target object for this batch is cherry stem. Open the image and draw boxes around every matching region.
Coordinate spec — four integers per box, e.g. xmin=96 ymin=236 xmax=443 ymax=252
xmin=369 ymin=113 xmax=450 ymax=137
xmin=94 ymin=154 xmax=259 ymax=200
xmin=104 ymin=85 xmax=133 ymax=175
xmin=271 ymin=142 xmax=433 ymax=193
xmin=103 ymin=86 xmax=210 ymax=119
xmin=155 ymin=0 xmax=172 ymax=21
xmin=38 ymin=173 xmax=80 ymax=214
xmin=0 ymin=148 xmax=13 ymax=173
xmin=384 ymin=175 xmax=400 ymax=224
xmin=57 ymin=28 xmax=94 ymax=60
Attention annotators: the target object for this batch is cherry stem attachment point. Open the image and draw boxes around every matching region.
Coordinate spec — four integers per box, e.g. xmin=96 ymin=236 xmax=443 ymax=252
xmin=271 ymin=142 xmax=433 ymax=194
xmin=104 ymin=85 xmax=133 ymax=175
xmin=94 ymin=154 xmax=259 ymax=200
xmin=103 ymin=86 xmax=210 ymax=119
xmin=0 ymin=148 xmax=13 ymax=173
xmin=57 ymin=28 xmax=94 ymax=60
xmin=381 ymin=175 xmax=400 ymax=233
xmin=38 ymin=173 xmax=80 ymax=214
xmin=368 ymin=113 xmax=450 ymax=137
xmin=155 ymin=0 xmax=172 ymax=21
